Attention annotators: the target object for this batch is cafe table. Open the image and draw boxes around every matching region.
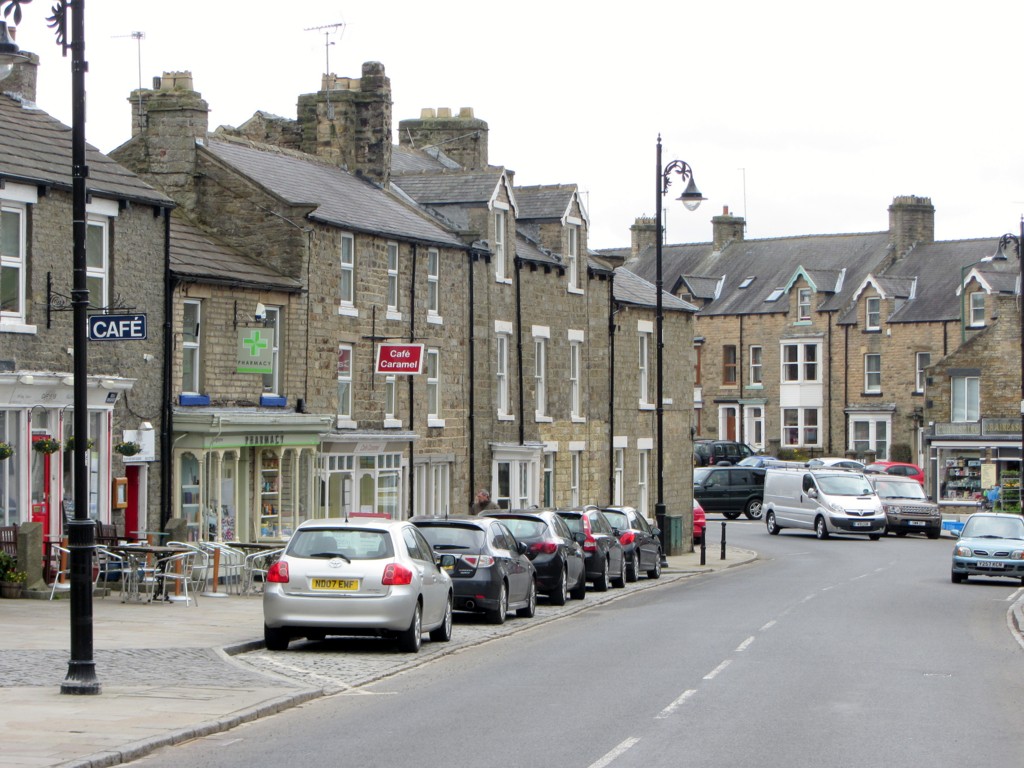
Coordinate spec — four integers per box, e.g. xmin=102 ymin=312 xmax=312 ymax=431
xmin=107 ymin=543 xmax=191 ymax=602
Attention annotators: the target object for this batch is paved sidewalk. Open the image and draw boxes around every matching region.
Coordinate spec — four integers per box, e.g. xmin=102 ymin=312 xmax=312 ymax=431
xmin=0 ymin=546 xmax=756 ymax=768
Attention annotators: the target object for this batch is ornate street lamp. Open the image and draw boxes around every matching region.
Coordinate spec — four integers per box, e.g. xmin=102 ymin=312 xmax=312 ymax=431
xmin=655 ymin=135 xmax=704 ymax=556
xmin=0 ymin=0 xmax=99 ymax=695
xmin=992 ymin=218 xmax=1024 ymax=463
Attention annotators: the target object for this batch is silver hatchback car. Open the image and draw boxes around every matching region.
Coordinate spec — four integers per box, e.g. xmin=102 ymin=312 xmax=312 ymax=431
xmin=263 ymin=518 xmax=455 ymax=652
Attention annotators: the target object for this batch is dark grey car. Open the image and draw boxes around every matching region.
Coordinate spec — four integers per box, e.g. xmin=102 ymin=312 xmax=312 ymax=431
xmin=693 ymin=466 xmax=766 ymax=520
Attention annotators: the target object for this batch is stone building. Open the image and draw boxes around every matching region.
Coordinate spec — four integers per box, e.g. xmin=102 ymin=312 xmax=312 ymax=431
xmin=0 ymin=53 xmax=172 ymax=541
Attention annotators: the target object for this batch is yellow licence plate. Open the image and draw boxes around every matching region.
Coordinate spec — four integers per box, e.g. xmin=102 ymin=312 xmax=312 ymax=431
xmin=310 ymin=578 xmax=359 ymax=591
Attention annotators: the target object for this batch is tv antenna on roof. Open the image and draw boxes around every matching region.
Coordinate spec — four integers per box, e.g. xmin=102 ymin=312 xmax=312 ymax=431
xmin=112 ymin=31 xmax=145 ymax=121
xmin=304 ymin=22 xmax=346 ymax=119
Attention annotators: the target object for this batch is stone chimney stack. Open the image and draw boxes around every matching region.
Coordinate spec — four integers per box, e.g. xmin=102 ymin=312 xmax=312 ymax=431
xmin=2 ymin=46 xmax=38 ymax=103
xmin=712 ymin=206 xmax=746 ymax=251
xmin=398 ymin=107 xmax=489 ymax=171
xmin=888 ymin=195 xmax=934 ymax=256
xmin=296 ymin=61 xmax=392 ymax=186
xmin=629 ymin=216 xmax=658 ymax=263
xmin=119 ymin=71 xmax=209 ymax=210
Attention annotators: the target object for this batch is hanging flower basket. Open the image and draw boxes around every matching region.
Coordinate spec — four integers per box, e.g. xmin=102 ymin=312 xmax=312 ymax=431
xmin=114 ymin=441 xmax=142 ymax=457
xmin=0 ymin=442 xmax=13 ymax=461
xmin=64 ymin=435 xmax=94 ymax=452
xmin=32 ymin=438 xmax=61 ymax=455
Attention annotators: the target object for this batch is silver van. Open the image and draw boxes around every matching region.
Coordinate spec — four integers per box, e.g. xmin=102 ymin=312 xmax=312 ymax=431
xmin=763 ymin=468 xmax=886 ymax=540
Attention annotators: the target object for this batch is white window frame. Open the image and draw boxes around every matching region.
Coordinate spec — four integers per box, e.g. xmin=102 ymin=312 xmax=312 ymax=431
xmin=969 ymin=291 xmax=985 ymax=327
xmin=782 ymin=342 xmax=819 ymax=383
xmin=749 ymin=345 xmax=763 ymax=386
xmin=797 ymin=287 xmax=812 ymax=320
xmin=569 ymin=331 xmax=585 ymax=422
xmin=494 ymin=206 xmax=508 ymax=282
xmin=719 ymin=404 xmax=739 ymax=441
xmin=639 ymin=325 xmax=652 ymax=408
xmin=570 ymin=450 xmax=581 ymax=507
xmin=782 ymin=407 xmax=820 ymax=447
xmin=384 ymin=375 xmax=400 ymax=427
xmin=86 ymin=216 xmax=109 ymax=311
xmin=613 ymin=446 xmax=625 ymax=506
xmin=534 ymin=330 xmax=550 ymax=421
xmin=542 ymin=450 xmax=556 ymax=507
xmin=496 ymin=322 xmax=513 ymax=420
xmin=261 ymin=306 xmax=281 ymax=396
xmin=337 ymin=344 xmax=354 ymax=425
xmin=743 ymin=405 xmax=764 ymax=451
xmin=915 ymin=352 xmax=930 ymax=394
xmin=414 ymin=459 xmax=451 ymax=517
xmin=339 ymin=232 xmax=356 ymax=314
xmin=850 ymin=417 xmax=890 ymax=460
xmin=181 ymin=300 xmax=202 ymax=394
xmin=426 ymin=348 xmax=444 ymax=427
xmin=0 ymin=201 xmax=27 ymax=326
xmin=866 ymin=296 xmax=881 ymax=330
xmin=386 ymin=241 xmax=400 ymax=318
xmin=566 ymin=222 xmax=583 ymax=294
xmin=426 ymin=248 xmax=441 ymax=323
xmin=951 ymin=376 xmax=980 ymax=422
xmin=638 ymin=449 xmax=650 ymax=520
xmin=864 ymin=353 xmax=882 ymax=393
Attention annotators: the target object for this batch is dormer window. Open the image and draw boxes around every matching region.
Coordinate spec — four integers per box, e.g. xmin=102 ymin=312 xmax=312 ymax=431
xmin=969 ymin=292 xmax=985 ymax=327
xmin=797 ymin=288 xmax=812 ymax=320
xmin=566 ymin=222 xmax=582 ymax=293
xmin=865 ymin=296 xmax=881 ymax=330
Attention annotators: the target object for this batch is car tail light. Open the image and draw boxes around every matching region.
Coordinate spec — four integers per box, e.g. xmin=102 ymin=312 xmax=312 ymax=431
xmin=582 ymin=535 xmax=597 ymax=552
xmin=530 ymin=541 xmax=559 ymax=555
xmin=461 ymin=554 xmax=495 ymax=568
xmin=382 ymin=563 xmax=413 ymax=585
xmin=619 ymin=531 xmax=635 ymax=546
xmin=267 ymin=561 xmax=289 ymax=583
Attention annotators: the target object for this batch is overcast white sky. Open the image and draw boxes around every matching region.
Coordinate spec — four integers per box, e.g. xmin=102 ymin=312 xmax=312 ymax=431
xmin=8 ymin=0 xmax=1023 ymax=251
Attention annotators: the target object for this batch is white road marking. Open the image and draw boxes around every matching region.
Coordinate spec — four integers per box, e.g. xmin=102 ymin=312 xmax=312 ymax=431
xmin=588 ymin=737 xmax=640 ymax=768
xmin=760 ymin=620 xmax=777 ymax=631
xmin=736 ymin=636 xmax=755 ymax=652
xmin=704 ymin=659 xmax=731 ymax=679
xmin=656 ymin=689 xmax=697 ymax=719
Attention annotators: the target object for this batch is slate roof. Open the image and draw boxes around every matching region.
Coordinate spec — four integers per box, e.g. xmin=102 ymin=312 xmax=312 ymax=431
xmin=515 ymin=232 xmax=561 ymax=268
xmin=514 ymin=184 xmax=586 ymax=224
xmin=391 ymin=169 xmax=506 ymax=207
xmin=614 ymin=268 xmax=698 ymax=313
xmin=0 ymin=93 xmax=173 ymax=207
xmin=170 ymin=213 xmax=302 ymax=292
xmin=391 ymin=144 xmax=460 ymax=174
xmin=203 ymin=138 xmax=466 ymax=249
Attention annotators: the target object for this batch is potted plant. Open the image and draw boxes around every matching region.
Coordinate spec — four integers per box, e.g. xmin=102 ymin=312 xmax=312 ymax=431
xmin=32 ymin=438 xmax=61 ymax=455
xmin=64 ymin=435 xmax=94 ymax=452
xmin=114 ymin=440 xmax=142 ymax=457
xmin=0 ymin=441 xmax=12 ymax=461
xmin=0 ymin=553 xmax=26 ymax=598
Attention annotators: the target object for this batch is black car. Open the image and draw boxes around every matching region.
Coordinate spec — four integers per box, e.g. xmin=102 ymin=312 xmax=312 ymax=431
xmin=693 ymin=440 xmax=756 ymax=467
xmin=599 ymin=506 xmax=663 ymax=581
xmin=411 ymin=516 xmax=537 ymax=625
xmin=693 ymin=466 xmax=767 ymax=519
xmin=554 ymin=507 xmax=626 ymax=591
xmin=483 ymin=510 xmax=587 ymax=604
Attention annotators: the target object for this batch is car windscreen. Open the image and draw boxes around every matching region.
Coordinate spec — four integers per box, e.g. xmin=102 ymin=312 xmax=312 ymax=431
xmin=288 ymin=528 xmax=394 ymax=560
xmin=498 ymin=518 xmax=548 ymax=541
xmin=416 ymin=525 xmax=486 ymax=552
xmin=815 ymin=474 xmax=873 ymax=496
xmin=873 ymin=479 xmax=927 ymax=500
xmin=693 ymin=468 xmax=712 ymax=484
xmin=962 ymin=516 xmax=1024 ymax=540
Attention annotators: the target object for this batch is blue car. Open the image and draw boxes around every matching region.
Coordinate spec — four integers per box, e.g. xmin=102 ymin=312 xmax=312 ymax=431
xmin=951 ymin=513 xmax=1024 ymax=585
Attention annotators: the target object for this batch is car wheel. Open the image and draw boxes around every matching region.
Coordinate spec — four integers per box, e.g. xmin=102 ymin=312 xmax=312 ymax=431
xmin=723 ymin=511 xmax=742 ymax=520
xmin=550 ymin=567 xmax=568 ymax=606
xmin=487 ymin=582 xmax=508 ymax=624
xmin=926 ymin=531 xmax=940 ymax=540
xmin=626 ymin=551 xmax=640 ymax=583
xmin=895 ymin=531 xmax=908 ymax=537
xmin=429 ymin=594 xmax=453 ymax=642
xmin=951 ymin=571 xmax=965 ymax=584
xmin=869 ymin=534 xmax=881 ymax=541
xmin=744 ymin=498 xmax=763 ymax=520
xmin=647 ymin=554 xmax=662 ymax=580
xmin=397 ymin=602 xmax=423 ymax=653
xmin=593 ymin=559 xmax=610 ymax=592
xmin=264 ymin=624 xmax=290 ymax=651
xmin=611 ymin=554 xmax=627 ymax=588
xmin=766 ymin=511 xmax=781 ymax=535
xmin=517 ymin=578 xmax=537 ymax=618
xmin=815 ymin=516 xmax=830 ymax=540
xmin=569 ymin=570 xmax=588 ymax=600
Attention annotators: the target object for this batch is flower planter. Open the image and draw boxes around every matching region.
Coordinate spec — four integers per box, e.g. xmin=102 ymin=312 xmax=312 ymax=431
xmin=0 ymin=581 xmax=24 ymax=599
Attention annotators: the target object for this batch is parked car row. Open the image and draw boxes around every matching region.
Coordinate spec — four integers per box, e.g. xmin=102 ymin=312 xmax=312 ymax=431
xmin=263 ymin=506 xmax=666 ymax=652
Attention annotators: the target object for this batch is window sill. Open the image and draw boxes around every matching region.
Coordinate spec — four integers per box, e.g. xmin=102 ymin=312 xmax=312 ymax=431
xmin=745 ymin=383 xmax=764 ymax=390
xmin=861 ymin=391 xmax=883 ymax=397
xmin=567 ymin=286 xmax=585 ymax=296
xmin=534 ymin=414 xmax=553 ymax=423
xmin=179 ymin=394 xmax=211 ymax=406
xmin=336 ymin=417 xmax=358 ymax=429
xmin=338 ymin=305 xmax=359 ymax=318
xmin=639 ymin=402 xmax=654 ymax=411
xmin=497 ymin=413 xmax=515 ymax=422
xmin=386 ymin=310 xmax=402 ymax=321
xmin=571 ymin=416 xmax=587 ymax=424
xmin=427 ymin=417 xmax=445 ymax=428
xmin=0 ymin=322 xmax=37 ymax=334
xmin=863 ymin=328 xmax=881 ymax=334
xmin=383 ymin=418 xmax=403 ymax=429
xmin=793 ymin=320 xmax=812 ymax=326
xmin=495 ymin=276 xmax=513 ymax=285
xmin=427 ymin=314 xmax=444 ymax=325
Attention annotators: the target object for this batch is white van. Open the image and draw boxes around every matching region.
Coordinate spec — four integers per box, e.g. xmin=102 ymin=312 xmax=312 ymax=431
xmin=763 ymin=468 xmax=886 ymax=540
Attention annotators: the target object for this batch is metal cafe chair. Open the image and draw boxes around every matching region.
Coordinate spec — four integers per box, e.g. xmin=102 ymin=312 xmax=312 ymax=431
xmin=242 ymin=548 xmax=285 ymax=595
xmin=48 ymin=544 xmax=72 ymax=600
xmin=199 ymin=541 xmax=247 ymax=595
xmin=154 ymin=549 xmax=204 ymax=606
xmin=93 ymin=546 xmax=127 ymax=599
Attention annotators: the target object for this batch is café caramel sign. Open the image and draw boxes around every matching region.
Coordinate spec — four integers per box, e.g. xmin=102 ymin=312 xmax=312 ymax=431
xmin=375 ymin=343 xmax=425 ymax=375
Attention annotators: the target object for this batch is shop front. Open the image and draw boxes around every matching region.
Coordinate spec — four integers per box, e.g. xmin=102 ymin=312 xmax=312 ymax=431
xmin=317 ymin=433 xmax=417 ymax=520
xmin=924 ymin=419 xmax=1022 ymax=512
xmin=172 ymin=411 xmax=332 ymax=542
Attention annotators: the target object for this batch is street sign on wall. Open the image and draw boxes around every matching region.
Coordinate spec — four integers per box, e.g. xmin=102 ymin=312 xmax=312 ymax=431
xmin=87 ymin=313 xmax=147 ymax=341
xmin=237 ymin=328 xmax=274 ymax=373
xmin=375 ymin=343 xmax=424 ymax=375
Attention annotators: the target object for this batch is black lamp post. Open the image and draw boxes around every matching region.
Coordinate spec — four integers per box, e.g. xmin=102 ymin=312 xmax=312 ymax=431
xmin=654 ymin=135 xmax=704 ymax=556
xmin=993 ymin=218 xmax=1024 ymax=468
xmin=0 ymin=0 xmax=99 ymax=695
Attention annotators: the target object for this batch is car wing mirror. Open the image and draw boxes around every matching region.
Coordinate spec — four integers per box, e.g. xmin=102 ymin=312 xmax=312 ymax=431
xmin=573 ymin=532 xmax=586 ymax=545
xmin=807 ymin=487 xmax=818 ymax=499
xmin=517 ymin=541 xmax=530 ymax=556
xmin=436 ymin=553 xmax=456 ymax=569
xmin=650 ymin=526 xmax=661 ymax=537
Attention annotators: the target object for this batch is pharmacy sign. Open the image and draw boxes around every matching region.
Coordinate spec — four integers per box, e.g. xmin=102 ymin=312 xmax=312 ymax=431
xmin=237 ymin=328 xmax=273 ymax=373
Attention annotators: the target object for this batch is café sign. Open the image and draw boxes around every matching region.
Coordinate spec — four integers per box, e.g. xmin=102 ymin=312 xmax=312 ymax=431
xmin=375 ymin=343 xmax=424 ymax=375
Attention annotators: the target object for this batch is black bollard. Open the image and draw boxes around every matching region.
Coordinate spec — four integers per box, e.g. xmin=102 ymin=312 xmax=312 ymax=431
xmin=699 ymin=524 xmax=706 ymax=566
xmin=720 ymin=521 xmax=727 ymax=561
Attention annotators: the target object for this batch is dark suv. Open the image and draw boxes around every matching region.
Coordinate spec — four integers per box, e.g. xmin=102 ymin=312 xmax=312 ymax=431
xmin=693 ymin=440 xmax=756 ymax=467
xmin=693 ymin=465 xmax=767 ymax=519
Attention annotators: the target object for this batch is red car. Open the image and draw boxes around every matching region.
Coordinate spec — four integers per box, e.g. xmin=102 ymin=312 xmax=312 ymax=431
xmin=864 ymin=461 xmax=924 ymax=485
xmin=693 ymin=500 xmax=707 ymax=545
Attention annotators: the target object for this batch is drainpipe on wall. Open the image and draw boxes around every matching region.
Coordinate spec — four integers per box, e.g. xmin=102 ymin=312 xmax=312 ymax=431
xmin=608 ymin=274 xmax=617 ymax=503
xmin=161 ymin=207 xmax=174 ymax=529
xmin=515 ymin=256 xmax=525 ymax=447
xmin=837 ymin=321 xmax=844 ymax=457
xmin=738 ymin=314 xmax=744 ymax=441
xmin=407 ymin=243 xmax=417 ymax=518
xmin=467 ymin=250 xmax=476 ymax=513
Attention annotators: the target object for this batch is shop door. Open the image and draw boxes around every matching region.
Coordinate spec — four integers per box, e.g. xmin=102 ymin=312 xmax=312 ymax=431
xmin=30 ymin=436 xmax=55 ymax=541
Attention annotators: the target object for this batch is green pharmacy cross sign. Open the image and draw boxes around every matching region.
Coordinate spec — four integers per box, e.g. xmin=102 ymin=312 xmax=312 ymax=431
xmin=237 ymin=328 xmax=273 ymax=373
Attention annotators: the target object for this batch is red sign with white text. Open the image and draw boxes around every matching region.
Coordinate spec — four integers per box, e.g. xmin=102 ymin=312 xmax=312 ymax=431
xmin=375 ymin=343 xmax=425 ymax=375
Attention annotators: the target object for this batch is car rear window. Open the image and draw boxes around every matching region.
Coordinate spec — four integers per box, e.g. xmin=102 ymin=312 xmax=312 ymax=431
xmin=602 ymin=510 xmax=629 ymax=529
xmin=416 ymin=525 xmax=485 ymax=551
xmin=499 ymin=518 xmax=547 ymax=540
xmin=558 ymin=514 xmax=583 ymax=535
xmin=288 ymin=528 xmax=394 ymax=560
